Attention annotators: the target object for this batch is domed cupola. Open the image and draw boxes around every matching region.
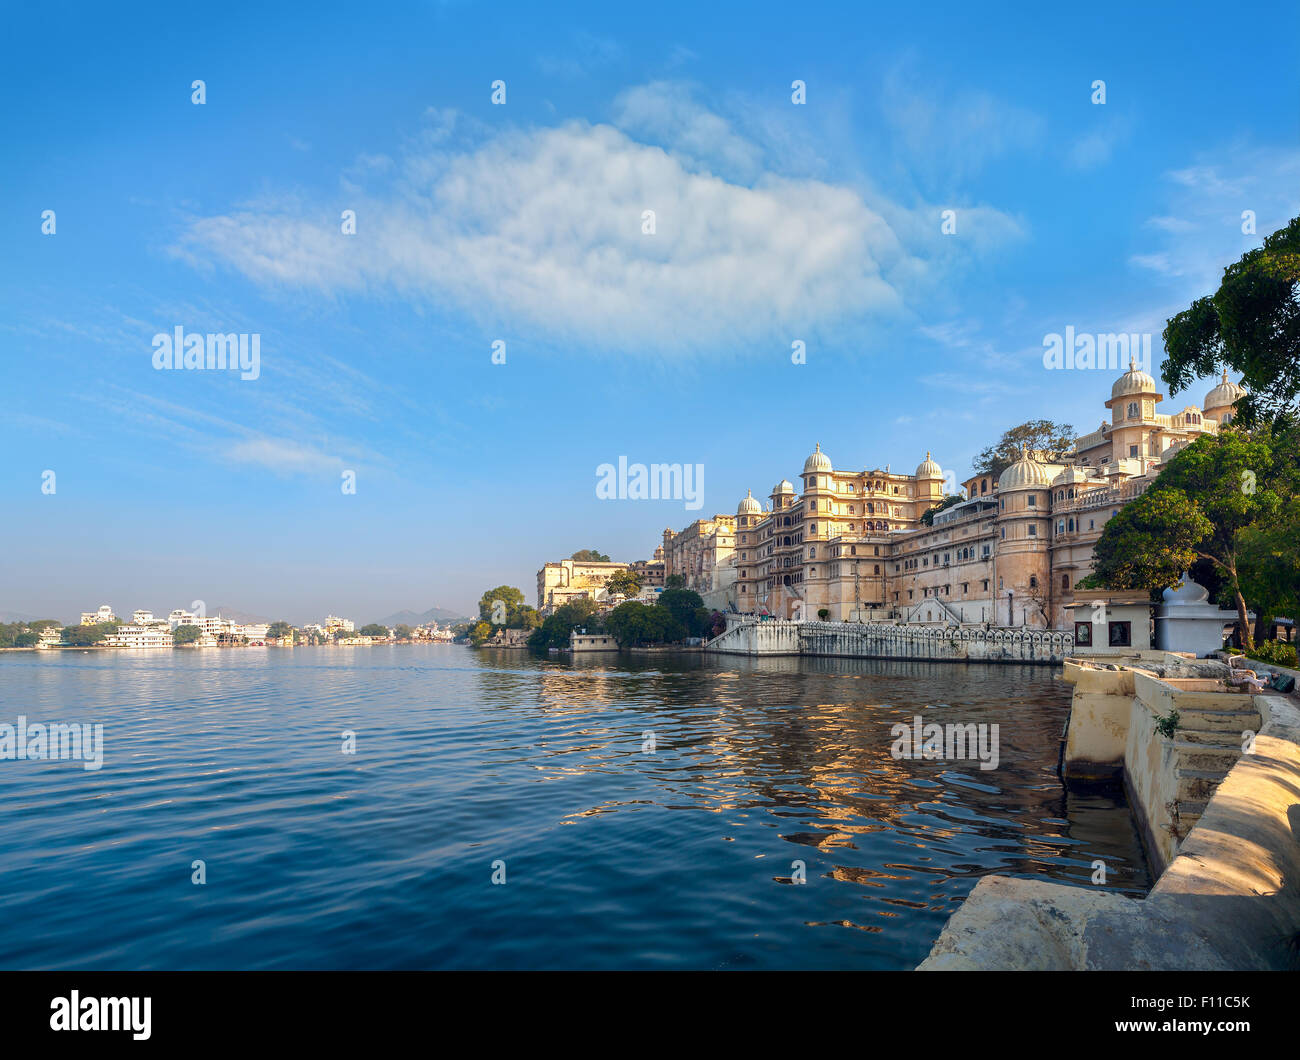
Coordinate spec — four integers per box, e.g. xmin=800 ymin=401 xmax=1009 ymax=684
xmin=737 ymin=490 xmax=761 ymax=516
xmin=998 ymin=446 xmax=1052 ymax=491
xmin=915 ymin=451 xmax=943 ymax=480
xmin=803 ymin=442 xmax=832 ymax=475
xmin=773 ymin=479 xmax=794 ymax=496
xmin=1203 ymin=369 xmax=1246 ymax=417
xmin=1051 ymin=465 xmax=1091 ymax=487
xmin=1111 ymin=358 xmax=1158 ymax=400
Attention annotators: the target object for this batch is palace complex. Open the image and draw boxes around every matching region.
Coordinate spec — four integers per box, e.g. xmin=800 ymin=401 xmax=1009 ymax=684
xmin=660 ymin=362 xmax=1246 ymax=629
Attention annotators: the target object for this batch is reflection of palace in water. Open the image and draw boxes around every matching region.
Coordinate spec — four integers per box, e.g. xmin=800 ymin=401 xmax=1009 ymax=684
xmin=662 ymin=364 xmax=1244 ymax=629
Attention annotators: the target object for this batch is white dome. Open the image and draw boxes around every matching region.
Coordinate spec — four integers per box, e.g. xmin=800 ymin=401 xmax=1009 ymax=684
xmin=915 ymin=451 xmax=943 ymax=479
xmin=803 ymin=443 xmax=832 ymax=474
xmin=998 ymin=447 xmax=1053 ymax=491
xmin=1111 ymin=359 xmax=1157 ymax=399
xmin=1203 ymin=369 xmax=1246 ymax=411
xmin=773 ymin=479 xmax=794 ymax=495
xmin=1161 ymin=572 xmax=1209 ymax=605
xmin=737 ymin=490 xmax=761 ymax=515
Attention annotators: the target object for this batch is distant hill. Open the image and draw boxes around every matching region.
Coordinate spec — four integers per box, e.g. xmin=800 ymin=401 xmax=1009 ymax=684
xmin=208 ymin=606 xmax=275 ymax=625
xmin=373 ymin=606 xmax=472 ymax=628
xmin=0 ymin=610 xmax=68 ymax=625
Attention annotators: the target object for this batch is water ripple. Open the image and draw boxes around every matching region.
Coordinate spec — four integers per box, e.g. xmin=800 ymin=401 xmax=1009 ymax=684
xmin=0 ymin=645 xmax=1149 ymax=969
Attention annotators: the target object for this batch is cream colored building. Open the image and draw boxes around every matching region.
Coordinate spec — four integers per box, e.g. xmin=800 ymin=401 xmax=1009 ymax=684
xmin=103 ymin=623 xmax=175 ymax=648
xmin=537 ymin=558 xmax=631 ymax=613
xmin=661 ymin=363 xmax=1243 ymax=629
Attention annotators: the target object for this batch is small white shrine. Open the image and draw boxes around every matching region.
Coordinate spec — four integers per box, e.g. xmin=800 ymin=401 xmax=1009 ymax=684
xmin=1154 ymin=573 xmax=1236 ymax=657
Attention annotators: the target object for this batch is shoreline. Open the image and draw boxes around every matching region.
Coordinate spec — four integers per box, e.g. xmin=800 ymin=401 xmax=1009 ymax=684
xmin=1 ymin=641 xmax=462 ymax=653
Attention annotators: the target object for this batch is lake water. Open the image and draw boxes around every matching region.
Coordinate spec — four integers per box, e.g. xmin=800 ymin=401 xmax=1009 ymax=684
xmin=0 ymin=645 xmax=1150 ymax=969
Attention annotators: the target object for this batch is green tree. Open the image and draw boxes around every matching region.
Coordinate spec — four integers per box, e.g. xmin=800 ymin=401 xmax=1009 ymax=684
xmin=656 ymin=588 xmax=708 ymax=637
xmin=61 ymin=622 xmax=118 ymax=647
xmin=468 ymin=620 xmax=495 ymax=647
xmin=267 ymin=621 xmax=293 ymax=639
xmin=359 ymin=623 xmax=390 ymax=638
xmin=1084 ymin=488 xmax=1212 ymax=595
xmin=1162 ymin=215 xmax=1300 ymax=428
xmin=172 ymin=624 xmax=202 ymax=645
xmin=394 ymin=624 xmax=414 ymax=640
xmin=664 ymin=574 xmax=686 ymax=589
xmin=974 ymin=420 xmax=1075 ymax=478
xmin=605 ymin=569 xmax=642 ymax=599
xmin=527 ymin=599 xmax=602 ymax=652
xmin=570 ymin=549 xmax=611 ymax=562
xmin=477 ymin=585 xmax=528 ymax=627
xmin=606 ymin=601 xmax=684 ymax=647
xmin=1086 ymin=428 xmax=1291 ymax=651
xmin=13 ymin=631 xmax=40 ymax=647
xmin=1236 ymin=497 xmax=1300 ymax=643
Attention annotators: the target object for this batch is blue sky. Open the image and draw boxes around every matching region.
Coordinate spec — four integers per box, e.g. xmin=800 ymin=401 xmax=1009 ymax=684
xmin=2 ymin=0 xmax=1297 ymax=624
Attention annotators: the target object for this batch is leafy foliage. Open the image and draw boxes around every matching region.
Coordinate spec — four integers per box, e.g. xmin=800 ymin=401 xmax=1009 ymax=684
xmin=1248 ymin=640 xmax=1298 ymax=669
xmin=0 ymin=619 xmax=63 ymax=647
xmin=172 ymin=624 xmax=202 ymax=645
xmin=973 ymin=420 xmax=1075 ymax=478
xmin=605 ymin=602 xmax=683 ymax=647
xmin=604 ymin=568 xmax=642 ymax=599
xmin=527 ymin=598 xmax=602 ymax=652
xmin=1087 ymin=426 xmax=1296 ymax=651
xmin=656 ymin=588 xmax=709 ymax=637
xmin=1163 ymin=215 xmax=1300 ymax=428
xmin=570 ymin=549 xmax=611 ymax=562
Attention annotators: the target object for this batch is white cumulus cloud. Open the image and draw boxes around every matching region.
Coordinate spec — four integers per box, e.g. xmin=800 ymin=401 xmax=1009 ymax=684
xmin=176 ymin=94 xmax=1024 ymax=357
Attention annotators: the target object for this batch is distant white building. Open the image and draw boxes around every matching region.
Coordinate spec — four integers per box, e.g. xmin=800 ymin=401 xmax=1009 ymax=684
xmin=37 ymin=626 xmax=63 ymax=648
xmin=168 ymin=609 xmax=197 ymax=629
xmin=80 ymin=604 xmax=117 ymax=625
xmin=132 ymin=609 xmax=155 ymax=624
xmin=103 ymin=624 xmax=175 ymax=649
xmin=234 ymin=623 xmax=270 ymax=645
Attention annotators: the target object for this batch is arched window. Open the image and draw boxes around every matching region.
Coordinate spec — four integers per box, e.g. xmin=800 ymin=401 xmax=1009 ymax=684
xmin=1127 ymin=401 xmax=1139 ymax=419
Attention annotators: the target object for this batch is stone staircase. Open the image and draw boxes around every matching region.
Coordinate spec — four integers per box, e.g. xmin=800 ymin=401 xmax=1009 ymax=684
xmin=1170 ymin=701 xmax=1260 ymax=835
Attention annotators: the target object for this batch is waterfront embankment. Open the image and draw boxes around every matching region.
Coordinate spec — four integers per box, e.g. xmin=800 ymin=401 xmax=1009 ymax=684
xmin=704 ymin=618 xmax=1073 ymax=666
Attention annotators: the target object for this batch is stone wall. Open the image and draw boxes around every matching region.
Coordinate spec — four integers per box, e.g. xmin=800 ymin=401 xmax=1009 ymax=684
xmin=704 ymin=618 xmax=1072 ymax=665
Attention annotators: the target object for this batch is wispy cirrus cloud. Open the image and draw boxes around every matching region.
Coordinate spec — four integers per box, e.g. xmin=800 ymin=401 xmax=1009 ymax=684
xmin=879 ymin=59 xmax=1046 ymax=185
xmin=1129 ymin=145 xmax=1300 ymax=285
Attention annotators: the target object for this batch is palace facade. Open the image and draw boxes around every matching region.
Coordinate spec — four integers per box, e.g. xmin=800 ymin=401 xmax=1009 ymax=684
xmin=662 ymin=363 xmax=1245 ymax=629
